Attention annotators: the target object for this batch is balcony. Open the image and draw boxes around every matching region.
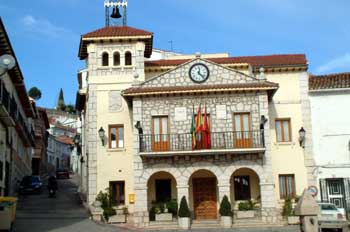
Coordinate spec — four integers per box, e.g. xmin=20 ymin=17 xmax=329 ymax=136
xmin=139 ymin=130 xmax=265 ymax=158
xmin=0 ymin=81 xmax=15 ymax=126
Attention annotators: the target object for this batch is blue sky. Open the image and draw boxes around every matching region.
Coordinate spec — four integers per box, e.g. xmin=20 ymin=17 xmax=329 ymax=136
xmin=1 ymin=0 xmax=350 ymax=108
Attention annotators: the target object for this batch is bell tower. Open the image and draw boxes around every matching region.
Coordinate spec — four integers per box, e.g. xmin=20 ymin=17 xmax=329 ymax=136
xmin=104 ymin=0 xmax=128 ymax=27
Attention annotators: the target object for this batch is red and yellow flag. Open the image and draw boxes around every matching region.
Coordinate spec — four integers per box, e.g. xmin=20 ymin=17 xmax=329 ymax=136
xmin=202 ymin=105 xmax=211 ymax=149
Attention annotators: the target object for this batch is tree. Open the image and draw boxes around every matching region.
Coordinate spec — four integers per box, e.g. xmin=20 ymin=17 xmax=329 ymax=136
xmin=65 ymin=104 xmax=75 ymax=114
xmin=28 ymin=87 xmax=42 ymax=100
xmin=219 ymin=195 xmax=233 ymax=216
xmin=178 ymin=196 xmax=190 ymax=218
xmin=57 ymin=88 xmax=66 ymax=111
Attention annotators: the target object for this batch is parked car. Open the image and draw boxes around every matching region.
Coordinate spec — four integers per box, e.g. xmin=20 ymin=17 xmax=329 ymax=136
xmin=19 ymin=176 xmax=42 ymax=194
xmin=318 ymin=202 xmax=346 ymax=222
xmin=56 ymin=169 xmax=69 ymax=179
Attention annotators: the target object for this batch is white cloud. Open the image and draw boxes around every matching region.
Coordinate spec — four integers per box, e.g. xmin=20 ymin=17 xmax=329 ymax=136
xmin=19 ymin=15 xmax=76 ymax=39
xmin=315 ymin=53 xmax=350 ymax=73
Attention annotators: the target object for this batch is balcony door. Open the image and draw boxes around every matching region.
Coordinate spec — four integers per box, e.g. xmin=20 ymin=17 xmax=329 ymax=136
xmin=234 ymin=113 xmax=252 ymax=148
xmin=152 ymin=116 xmax=169 ymax=151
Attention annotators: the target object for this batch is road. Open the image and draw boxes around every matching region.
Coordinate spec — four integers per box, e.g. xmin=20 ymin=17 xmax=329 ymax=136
xmin=13 ymin=175 xmax=118 ymax=232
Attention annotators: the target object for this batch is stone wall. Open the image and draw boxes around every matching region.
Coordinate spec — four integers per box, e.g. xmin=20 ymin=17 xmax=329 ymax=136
xmin=141 ymin=92 xmax=262 ymax=135
xmin=142 ymin=59 xmax=258 ymax=87
xmin=132 ymin=90 xmax=278 ymax=226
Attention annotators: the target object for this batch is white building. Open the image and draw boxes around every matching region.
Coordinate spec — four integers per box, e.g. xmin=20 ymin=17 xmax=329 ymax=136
xmin=309 ymin=72 xmax=350 ymax=216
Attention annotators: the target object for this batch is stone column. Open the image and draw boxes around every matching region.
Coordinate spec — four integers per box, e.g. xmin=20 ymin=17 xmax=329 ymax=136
xmin=87 ymin=84 xmax=98 ymax=204
xmin=299 ymin=72 xmax=317 ymax=187
xmin=133 ymin=185 xmax=149 ymax=226
xmin=217 ymin=178 xmax=231 ymax=203
xmin=177 ymin=184 xmax=189 ymax=207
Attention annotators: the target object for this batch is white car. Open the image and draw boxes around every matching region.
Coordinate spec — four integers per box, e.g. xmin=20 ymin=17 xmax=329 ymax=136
xmin=318 ymin=203 xmax=346 ymax=222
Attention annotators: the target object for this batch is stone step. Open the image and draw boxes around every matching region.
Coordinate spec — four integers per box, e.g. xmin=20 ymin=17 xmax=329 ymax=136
xmin=191 ymin=220 xmax=221 ymax=228
xmin=192 ymin=219 xmax=220 ymax=224
xmin=147 ymin=221 xmax=179 ymax=230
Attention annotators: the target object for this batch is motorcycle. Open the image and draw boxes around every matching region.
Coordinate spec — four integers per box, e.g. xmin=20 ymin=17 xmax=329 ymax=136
xmin=49 ymin=188 xmax=56 ymax=198
xmin=47 ymin=176 xmax=57 ymax=198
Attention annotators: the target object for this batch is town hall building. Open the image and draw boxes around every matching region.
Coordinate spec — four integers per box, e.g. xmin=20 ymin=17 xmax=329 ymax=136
xmin=76 ymin=25 xmax=315 ymax=228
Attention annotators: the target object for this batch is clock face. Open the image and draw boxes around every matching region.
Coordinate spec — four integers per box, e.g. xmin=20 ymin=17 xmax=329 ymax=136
xmin=189 ymin=63 xmax=209 ymax=83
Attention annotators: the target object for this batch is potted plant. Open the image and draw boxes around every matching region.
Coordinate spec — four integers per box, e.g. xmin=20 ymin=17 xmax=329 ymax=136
xmin=283 ymin=198 xmax=299 ymax=225
xmin=155 ymin=203 xmax=173 ymax=222
xmin=236 ymin=200 xmax=256 ymax=218
xmin=178 ymin=196 xmax=191 ymax=229
xmin=219 ymin=195 xmax=233 ymax=228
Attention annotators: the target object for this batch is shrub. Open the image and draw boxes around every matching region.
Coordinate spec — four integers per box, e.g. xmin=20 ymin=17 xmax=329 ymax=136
xmin=166 ymin=199 xmax=178 ymax=216
xmin=178 ymin=196 xmax=190 ymax=218
xmin=282 ymin=198 xmax=293 ymax=217
xmin=149 ymin=207 xmax=156 ymax=221
xmin=95 ymin=188 xmax=116 ymax=221
xmin=238 ymin=200 xmax=257 ymax=211
xmin=219 ymin=195 xmax=233 ymax=217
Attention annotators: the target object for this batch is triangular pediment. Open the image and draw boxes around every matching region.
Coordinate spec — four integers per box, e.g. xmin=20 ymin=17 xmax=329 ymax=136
xmin=141 ymin=58 xmax=258 ymax=88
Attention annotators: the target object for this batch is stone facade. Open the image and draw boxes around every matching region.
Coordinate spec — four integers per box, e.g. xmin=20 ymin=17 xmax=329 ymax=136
xmin=131 ymin=60 xmax=277 ymax=226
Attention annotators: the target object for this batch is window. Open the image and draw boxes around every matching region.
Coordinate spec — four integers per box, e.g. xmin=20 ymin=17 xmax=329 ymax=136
xmin=113 ymin=52 xmax=120 ymax=66
xmin=275 ymin=118 xmax=291 ymax=142
xmin=152 ymin=116 xmax=169 ymax=151
xmin=125 ymin=51 xmax=132 ymax=66
xmin=102 ymin=52 xmax=109 ymax=66
xmin=110 ymin=181 xmax=125 ymax=206
xmin=233 ymin=113 xmax=252 ymax=148
xmin=279 ymin=174 xmax=295 ymax=199
xmin=155 ymin=179 xmax=171 ymax=202
xmin=234 ymin=176 xmax=251 ymax=200
xmin=109 ymin=125 xmax=124 ymax=149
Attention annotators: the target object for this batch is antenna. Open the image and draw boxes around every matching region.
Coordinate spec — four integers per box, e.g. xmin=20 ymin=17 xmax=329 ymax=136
xmin=168 ymin=40 xmax=173 ymax=52
xmin=104 ymin=0 xmax=128 ymax=27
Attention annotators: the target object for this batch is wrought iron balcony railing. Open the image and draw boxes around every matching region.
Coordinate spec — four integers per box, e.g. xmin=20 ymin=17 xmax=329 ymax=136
xmin=139 ymin=130 xmax=265 ymax=153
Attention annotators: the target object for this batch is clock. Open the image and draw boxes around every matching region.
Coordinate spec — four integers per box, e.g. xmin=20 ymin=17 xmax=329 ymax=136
xmin=189 ymin=63 xmax=209 ymax=83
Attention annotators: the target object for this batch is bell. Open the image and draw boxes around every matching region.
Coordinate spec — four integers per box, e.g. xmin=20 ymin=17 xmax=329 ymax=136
xmin=110 ymin=6 xmax=122 ymax=19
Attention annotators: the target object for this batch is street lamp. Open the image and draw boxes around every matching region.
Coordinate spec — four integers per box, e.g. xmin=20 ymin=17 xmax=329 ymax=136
xmin=298 ymin=127 xmax=306 ymax=148
xmin=0 ymin=54 xmax=16 ymax=77
xmin=98 ymin=127 xmax=105 ymax=146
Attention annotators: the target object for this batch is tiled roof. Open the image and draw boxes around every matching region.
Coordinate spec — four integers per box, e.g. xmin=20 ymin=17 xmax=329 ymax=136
xmin=309 ymin=72 xmax=350 ymax=90
xmin=145 ymin=54 xmax=307 ymax=68
xmin=123 ymin=82 xmax=279 ymax=96
xmin=82 ymin=26 xmax=153 ymax=38
xmin=79 ymin=26 xmax=153 ymax=59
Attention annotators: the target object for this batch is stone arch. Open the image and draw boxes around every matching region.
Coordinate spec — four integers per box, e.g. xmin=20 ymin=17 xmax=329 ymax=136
xmin=222 ymin=160 xmax=264 ymax=181
xmin=147 ymin=171 xmax=178 ymax=213
xmin=141 ymin=166 xmax=182 ymax=186
xmin=182 ymin=162 xmax=223 ymax=181
xmin=229 ymin=165 xmax=262 ymax=204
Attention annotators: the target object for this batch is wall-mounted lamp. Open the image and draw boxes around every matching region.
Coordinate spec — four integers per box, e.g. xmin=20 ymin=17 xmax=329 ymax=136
xmin=98 ymin=127 xmax=105 ymax=146
xmin=260 ymin=115 xmax=268 ymax=129
xmin=134 ymin=121 xmax=143 ymax=134
xmin=298 ymin=127 xmax=306 ymax=148
xmin=0 ymin=54 xmax=16 ymax=77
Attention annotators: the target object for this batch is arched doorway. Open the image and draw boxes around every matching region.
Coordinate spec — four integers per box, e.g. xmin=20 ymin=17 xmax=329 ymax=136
xmin=230 ymin=168 xmax=261 ymax=204
xmin=147 ymin=171 xmax=177 ymax=210
xmin=189 ymin=169 xmax=218 ymax=219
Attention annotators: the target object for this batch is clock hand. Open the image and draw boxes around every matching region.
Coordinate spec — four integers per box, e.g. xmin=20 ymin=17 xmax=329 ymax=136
xmin=197 ymin=69 xmax=204 ymax=77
